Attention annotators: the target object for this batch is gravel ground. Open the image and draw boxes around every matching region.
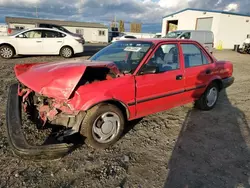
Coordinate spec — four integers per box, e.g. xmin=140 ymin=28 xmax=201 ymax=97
xmin=0 ymin=50 xmax=250 ymax=188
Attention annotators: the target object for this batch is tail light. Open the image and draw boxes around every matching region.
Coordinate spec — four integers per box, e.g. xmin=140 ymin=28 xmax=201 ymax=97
xmin=75 ymin=38 xmax=85 ymax=44
xmin=212 ymin=42 xmax=214 ymax=48
xmin=7 ymin=28 xmax=12 ymax=34
xmin=229 ymin=63 xmax=233 ymax=77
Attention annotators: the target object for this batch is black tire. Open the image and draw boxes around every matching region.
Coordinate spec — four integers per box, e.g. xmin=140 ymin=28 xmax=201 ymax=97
xmin=60 ymin=46 xmax=73 ymax=58
xmin=80 ymin=103 xmax=125 ymax=149
xmin=0 ymin=45 xmax=15 ymax=59
xmin=195 ymin=82 xmax=219 ymax=111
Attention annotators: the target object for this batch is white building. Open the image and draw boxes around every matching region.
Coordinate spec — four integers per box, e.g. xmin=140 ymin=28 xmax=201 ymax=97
xmin=5 ymin=17 xmax=108 ymax=43
xmin=162 ymin=8 xmax=250 ymax=49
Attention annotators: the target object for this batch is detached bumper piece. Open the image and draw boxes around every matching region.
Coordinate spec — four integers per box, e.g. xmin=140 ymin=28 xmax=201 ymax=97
xmin=222 ymin=77 xmax=235 ymax=89
xmin=6 ymin=84 xmax=74 ymax=160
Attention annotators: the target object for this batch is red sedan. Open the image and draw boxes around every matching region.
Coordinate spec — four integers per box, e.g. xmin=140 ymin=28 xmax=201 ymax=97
xmin=7 ymin=39 xmax=234 ymax=159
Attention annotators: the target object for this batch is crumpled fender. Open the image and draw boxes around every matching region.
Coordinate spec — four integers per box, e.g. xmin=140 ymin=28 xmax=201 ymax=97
xmin=14 ymin=60 xmax=121 ymax=100
xmin=68 ymin=90 xmax=132 ymax=119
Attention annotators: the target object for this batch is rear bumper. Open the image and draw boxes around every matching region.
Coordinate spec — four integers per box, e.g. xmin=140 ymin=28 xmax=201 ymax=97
xmin=73 ymin=44 xmax=84 ymax=54
xmin=222 ymin=77 xmax=234 ymax=89
xmin=6 ymin=83 xmax=74 ymax=160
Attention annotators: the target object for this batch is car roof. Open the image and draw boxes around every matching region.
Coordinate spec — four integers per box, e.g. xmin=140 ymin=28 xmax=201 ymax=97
xmin=38 ymin=23 xmax=60 ymax=26
xmin=119 ymin=38 xmax=198 ymax=44
xmin=20 ymin=27 xmax=67 ymax=33
xmin=171 ymin=30 xmax=213 ymax=33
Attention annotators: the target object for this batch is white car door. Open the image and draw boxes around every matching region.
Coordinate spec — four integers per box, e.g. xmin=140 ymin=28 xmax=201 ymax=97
xmin=16 ymin=30 xmax=43 ymax=54
xmin=42 ymin=30 xmax=65 ymax=54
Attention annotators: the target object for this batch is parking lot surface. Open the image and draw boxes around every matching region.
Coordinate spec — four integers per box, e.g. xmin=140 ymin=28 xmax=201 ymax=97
xmin=0 ymin=50 xmax=249 ymax=188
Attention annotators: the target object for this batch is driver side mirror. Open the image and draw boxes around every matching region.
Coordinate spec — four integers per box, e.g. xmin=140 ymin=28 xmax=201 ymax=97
xmin=139 ymin=65 xmax=159 ymax=75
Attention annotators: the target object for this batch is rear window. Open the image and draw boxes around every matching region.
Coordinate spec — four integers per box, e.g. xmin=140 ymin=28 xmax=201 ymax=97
xmin=42 ymin=30 xmax=66 ymax=38
xmin=124 ymin=36 xmax=136 ymax=39
xmin=164 ymin=31 xmax=183 ymax=38
xmin=205 ymin=32 xmax=214 ymax=43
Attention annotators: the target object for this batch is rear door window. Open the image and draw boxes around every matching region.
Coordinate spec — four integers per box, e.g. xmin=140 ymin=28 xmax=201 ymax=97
xmin=181 ymin=44 xmax=210 ymax=68
xmin=42 ymin=30 xmax=66 ymax=38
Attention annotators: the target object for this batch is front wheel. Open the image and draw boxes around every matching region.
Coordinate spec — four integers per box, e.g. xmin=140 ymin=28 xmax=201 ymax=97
xmin=195 ymin=83 xmax=219 ymax=111
xmin=60 ymin=46 xmax=73 ymax=58
xmin=80 ymin=104 xmax=125 ymax=149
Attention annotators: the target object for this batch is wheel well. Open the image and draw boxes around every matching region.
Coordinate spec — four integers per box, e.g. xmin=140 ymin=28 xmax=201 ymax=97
xmin=212 ymin=79 xmax=223 ymax=91
xmin=0 ymin=43 xmax=16 ymax=55
xmin=60 ymin=45 xmax=74 ymax=54
xmin=91 ymin=100 xmax=129 ymax=121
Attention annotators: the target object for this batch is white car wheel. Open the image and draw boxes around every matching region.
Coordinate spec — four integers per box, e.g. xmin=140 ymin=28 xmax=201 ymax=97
xmin=60 ymin=46 xmax=73 ymax=58
xmin=0 ymin=45 xmax=14 ymax=59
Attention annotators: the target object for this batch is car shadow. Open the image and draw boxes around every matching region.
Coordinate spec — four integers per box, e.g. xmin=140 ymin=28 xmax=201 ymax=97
xmin=164 ymin=70 xmax=250 ymax=187
xmin=74 ymin=51 xmax=96 ymax=57
xmin=9 ymin=44 xmax=106 ymax=59
xmin=122 ymin=118 xmax=144 ymax=138
xmin=41 ymin=125 xmax=85 ymax=147
xmin=26 ymin=112 xmax=86 ymax=152
xmin=12 ymin=51 xmax=96 ymax=59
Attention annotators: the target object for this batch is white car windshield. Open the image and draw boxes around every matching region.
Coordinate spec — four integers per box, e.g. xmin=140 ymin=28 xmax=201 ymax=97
xmin=164 ymin=31 xmax=183 ymax=38
xmin=90 ymin=41 xmax=153 ymax=73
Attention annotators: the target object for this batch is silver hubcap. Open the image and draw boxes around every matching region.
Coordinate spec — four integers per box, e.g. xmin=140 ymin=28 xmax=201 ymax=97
xmin=92 ymin=112 xmax=121 ymax=143
xmin=62 ymin=48 xmax=72 ymax=57
xmin=1 ymin=47 xmax=12 ymax=58
xmin=206 ymin=87 xmax=218 ymax=107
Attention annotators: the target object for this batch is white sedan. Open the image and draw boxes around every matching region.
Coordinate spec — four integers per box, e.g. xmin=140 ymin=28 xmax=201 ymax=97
xmin=0 ymin=28 xmax=84 ymax=59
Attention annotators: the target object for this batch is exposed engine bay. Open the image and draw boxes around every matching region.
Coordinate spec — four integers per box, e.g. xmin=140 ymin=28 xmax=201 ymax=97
xmin=18 ymin=66 xmax=117 ymax=134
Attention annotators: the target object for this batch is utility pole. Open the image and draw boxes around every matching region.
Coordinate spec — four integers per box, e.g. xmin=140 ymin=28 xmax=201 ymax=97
xmin=36 ymin=6 xmax=38 ymax=18
xmin=35 ymin=2 xmax=38 ymax=18
xmin=114 ymin=14 xmax=117 ymax=27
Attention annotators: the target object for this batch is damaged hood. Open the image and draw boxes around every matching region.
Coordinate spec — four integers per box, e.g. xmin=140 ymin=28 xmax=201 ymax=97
xmin=15 ymin=59 xmax=121 ymax=100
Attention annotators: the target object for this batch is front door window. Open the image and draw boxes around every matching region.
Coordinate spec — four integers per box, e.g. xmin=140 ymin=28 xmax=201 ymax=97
xmin=22 ymin=30 xmax=42 ymax=38
xmin=145 ymin=44 xmax=180 ymax=73
xmin=135 ymin=43 xmax=184 ymax=117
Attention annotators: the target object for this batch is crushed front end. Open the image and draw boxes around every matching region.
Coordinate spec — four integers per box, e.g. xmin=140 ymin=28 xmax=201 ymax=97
xmin=19 ymin=83 xmax=86 ymax=133
xmin=7 ymin=60 xmax=121 ymax=159
xmin=6 ymin=83 xmax=83 ymax=160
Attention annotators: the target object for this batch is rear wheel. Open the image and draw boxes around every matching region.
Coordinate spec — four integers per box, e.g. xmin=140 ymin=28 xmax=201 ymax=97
xmin=80 ymin=103 xmax=125 ymax=149
xmin=60 ymin=46 xmax=73 ymax=58
xmin=0 ymin=45 xmax=14 ymax=59
xmin=195 ymin=83 xmax=219 ymax=111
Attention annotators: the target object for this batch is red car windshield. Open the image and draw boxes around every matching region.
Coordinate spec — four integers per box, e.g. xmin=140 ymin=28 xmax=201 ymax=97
xmin=90 ymin=41 xmax=153 ymax=73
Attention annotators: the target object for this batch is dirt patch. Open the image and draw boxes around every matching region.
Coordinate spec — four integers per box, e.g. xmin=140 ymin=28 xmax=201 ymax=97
xmin=0 ymin=51 xmax=250 ymax=188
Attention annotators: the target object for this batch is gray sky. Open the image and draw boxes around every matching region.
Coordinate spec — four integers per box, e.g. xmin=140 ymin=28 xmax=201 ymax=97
xmin=0 ymin=0 xmax=249 ymax=33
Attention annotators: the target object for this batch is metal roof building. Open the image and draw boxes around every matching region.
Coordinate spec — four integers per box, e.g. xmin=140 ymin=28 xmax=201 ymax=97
xmin=5 ymin=17 xmax=108 ymax=43
xmin=162 ymin=8 xmax=250 ymax=49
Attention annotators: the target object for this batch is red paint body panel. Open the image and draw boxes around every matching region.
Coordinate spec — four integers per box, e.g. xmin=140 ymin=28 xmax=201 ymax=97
xmin=15 ymin=59 xmax=121 ymax=100
xmin=68 ymin=75 xmax=136 ymax=119
xmin=14 ymin=39 xmax=234 ymax=122
xmin=134 ymin=41 xmax=185 ymax=117
xmin=135 ymin=70 xmax=185 ymax=117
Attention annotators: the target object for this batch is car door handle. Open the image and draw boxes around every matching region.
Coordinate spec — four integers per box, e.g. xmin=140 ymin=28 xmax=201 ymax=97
xmin=176 ymin=75 xmax=183 ymax=80
xmin=36 ymin=41 xmax=42 ymax=43
xmin=57 ymin=41 xmax=62 ymax=43
xmin=205 ymin=69 xmax=212 ymax=74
